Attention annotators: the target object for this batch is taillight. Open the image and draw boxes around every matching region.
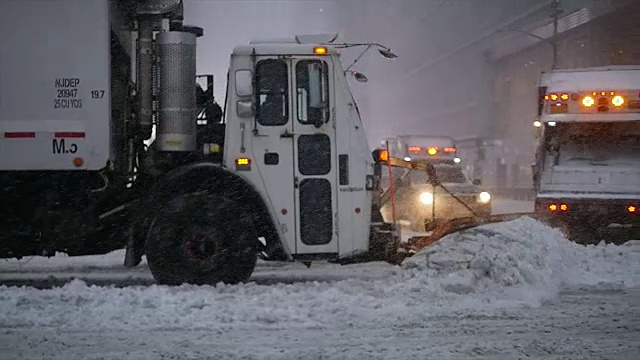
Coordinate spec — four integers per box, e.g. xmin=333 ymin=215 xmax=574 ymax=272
xmin=548 ymin=203 xmax=569 ymax=212
xmin=628 ymin=205 xmax=637 ymax=214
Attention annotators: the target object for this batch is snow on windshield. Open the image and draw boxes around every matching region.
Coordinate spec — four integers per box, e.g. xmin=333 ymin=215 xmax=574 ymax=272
xmin=550 ymin=122 xmax=640 ymax=166
xmin=408 ymin=165 xmax=468 ymax=184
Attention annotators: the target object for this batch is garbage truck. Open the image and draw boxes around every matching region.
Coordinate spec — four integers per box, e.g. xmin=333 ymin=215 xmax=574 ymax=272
xmin=532 ymin=66 xmax=640 ymax=243
xmin=0 ymin=0 xmax=421 ymax=285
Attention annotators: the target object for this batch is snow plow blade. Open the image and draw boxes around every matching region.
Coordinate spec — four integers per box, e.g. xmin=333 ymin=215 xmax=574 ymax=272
xmin=392 ymin=212 xmax=551 ymax=263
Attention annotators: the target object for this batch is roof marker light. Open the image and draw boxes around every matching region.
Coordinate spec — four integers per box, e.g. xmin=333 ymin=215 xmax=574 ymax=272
xmin=313 ymin=46 xmax=328 ymax=55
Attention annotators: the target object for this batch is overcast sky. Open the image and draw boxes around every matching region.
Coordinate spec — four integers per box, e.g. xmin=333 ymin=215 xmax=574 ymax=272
xmin=182 ymin=0 xmax=562 ymax=145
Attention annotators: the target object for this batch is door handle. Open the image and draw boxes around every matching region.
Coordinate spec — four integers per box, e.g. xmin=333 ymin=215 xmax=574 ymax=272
xmin=280 ymin=129 xmax=296 ymax=138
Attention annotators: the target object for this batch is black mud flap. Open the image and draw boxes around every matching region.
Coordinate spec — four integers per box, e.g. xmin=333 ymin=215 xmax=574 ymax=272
xmin=334 ymin=222 xmax=402 ymax=265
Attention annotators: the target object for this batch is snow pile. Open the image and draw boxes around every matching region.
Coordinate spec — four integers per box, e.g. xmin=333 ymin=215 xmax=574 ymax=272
xmin=0 ymin=216 xmax=638 ymax=333
xmin=401 ymin=216 xmax=640 ymax=300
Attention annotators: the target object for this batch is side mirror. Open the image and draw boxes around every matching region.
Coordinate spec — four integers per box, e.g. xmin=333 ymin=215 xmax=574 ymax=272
xmin=308 ymin=63 xmax=323 ymax=108
xmin=236 ymin=100 xmax=253 ymax=118
xmin=472 ymin=179 xmax=482 ymax=186
xmin=235 ymin=70 xmax=253 ymax=97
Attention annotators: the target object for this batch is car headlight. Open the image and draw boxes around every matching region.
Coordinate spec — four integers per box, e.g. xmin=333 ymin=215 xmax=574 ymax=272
xmin=478 ymin=191 xmax=491 ymax=204
xmin=419 ymin=192 xmax=433 ymax=205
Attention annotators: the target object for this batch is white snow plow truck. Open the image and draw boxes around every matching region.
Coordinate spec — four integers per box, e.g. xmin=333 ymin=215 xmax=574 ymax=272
xmin=532 ymin=66 xmax=640 ymax=244
xmin=379 ymin=135 xmax=492 ymax=232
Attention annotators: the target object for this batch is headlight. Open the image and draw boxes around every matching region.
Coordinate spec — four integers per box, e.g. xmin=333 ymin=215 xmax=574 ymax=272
xmin=478 ymin=191 xmax=491 ymax=204
xmin=419 ymin=192 xmax=433 ymax=205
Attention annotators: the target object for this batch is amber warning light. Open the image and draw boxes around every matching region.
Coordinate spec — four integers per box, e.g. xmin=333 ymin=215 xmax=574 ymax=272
xmin=313 ymin=46 xmax=328 ymax=55
xmin=377 ymin=149 xmax=389 ymax=162
xmin=235 ymin=157 xmax=251 ymax=171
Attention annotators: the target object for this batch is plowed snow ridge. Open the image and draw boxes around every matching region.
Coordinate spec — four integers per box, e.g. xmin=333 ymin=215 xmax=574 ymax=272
xmin=0 ymin=217 xmax=638 ymax=332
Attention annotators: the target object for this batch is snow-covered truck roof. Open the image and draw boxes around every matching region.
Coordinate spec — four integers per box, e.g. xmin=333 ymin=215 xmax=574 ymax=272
xmin=233 ymin=34 xmax=341 ymax=56
xmin=539 ymin=66 xmax=640 ymax=123
xmin=0 ymin=0 xmax=112 ymax=171
xmin=390 ymin=135 xmax=458 ymax=161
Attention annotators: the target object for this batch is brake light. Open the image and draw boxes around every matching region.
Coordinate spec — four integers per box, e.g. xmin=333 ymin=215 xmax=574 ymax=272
xmin=549 ymin=204 xmax=558 ymax=211
xmin=560 ymin=204 xmax=568 ymax=211
xmin=560 ymin=93 xmax=569 ymax=101
xmin=628 ymin=205 xmax=637 ymax=213
xmin=549 ymin=93 xmax=559 ymax=101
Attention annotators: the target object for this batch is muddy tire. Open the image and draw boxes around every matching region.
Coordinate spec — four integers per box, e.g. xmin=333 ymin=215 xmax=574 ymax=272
xmin=145 ymin=193 xmax=257 ymax=286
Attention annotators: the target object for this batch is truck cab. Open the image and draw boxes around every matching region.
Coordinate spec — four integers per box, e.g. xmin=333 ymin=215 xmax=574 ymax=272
xmin=533 ymin=66 xmax=640 ymax=243
xmin=380 ymin=135 xmax=492 ymax=231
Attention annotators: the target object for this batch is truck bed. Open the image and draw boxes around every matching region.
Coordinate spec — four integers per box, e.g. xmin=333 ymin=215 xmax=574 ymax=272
xmin=0 ymin=0 xmax=111 ymax=171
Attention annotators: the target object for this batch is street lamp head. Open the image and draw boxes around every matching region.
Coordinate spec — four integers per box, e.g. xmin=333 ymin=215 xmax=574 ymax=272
xmin=378 ymin=48 xmax=398 ymax=59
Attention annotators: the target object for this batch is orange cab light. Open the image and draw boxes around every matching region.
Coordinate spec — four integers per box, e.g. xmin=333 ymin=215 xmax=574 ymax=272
xmin=549 ymin=93 xmax=559 ymax=101
xmin=549 ymin=204 xmax=558 ymax=211
xmin=313 ymin=46 xmax=328 ymax=55
xmin=73 ymin=157 xmax=84 ymax=167
xmin=612 ymin=95 xmax=625 ymax=107
xmin=560 ymin=204 xmax=568 ymax=211
xmin=582 ymin=96 xmax=595 ymax=107
xmin=444 ymin=147 xmax=456 ymax=153
xmin=560 ymin=93 xmax=569 ymax=101
xmin=408 ymin=146 xmax=421 ymax=153
xmin=544 ymin=95 xmax=550 ymax=100
xmin=601 ymin=91 xmax=606 ymax=96
xmin=610 ymin=91 xmax=615 ymax=96
xmin=628 ymin=205 xmax=637 ymax=213
xmin=378 ymin=150 xmax=389 ymax=161
xmin=427 ymin=147 xmax=438 ymax=156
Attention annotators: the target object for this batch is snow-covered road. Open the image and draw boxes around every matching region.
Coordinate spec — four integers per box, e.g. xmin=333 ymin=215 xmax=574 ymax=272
xmin=1 ymin=213 xmax=639 ymax=359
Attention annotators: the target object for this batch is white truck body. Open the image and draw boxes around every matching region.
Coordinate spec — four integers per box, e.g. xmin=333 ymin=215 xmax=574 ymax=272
xmin=224 ymin=42 xmax=375 ymax=258
xmin=536 ymin=66 xmax=640 ymax=202
xmin=0 ymin=0 xmax=117 ymax=171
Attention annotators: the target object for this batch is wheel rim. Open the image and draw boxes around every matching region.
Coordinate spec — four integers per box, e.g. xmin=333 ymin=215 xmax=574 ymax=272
xmin=182 ymin=228 xmax=221 ymax=268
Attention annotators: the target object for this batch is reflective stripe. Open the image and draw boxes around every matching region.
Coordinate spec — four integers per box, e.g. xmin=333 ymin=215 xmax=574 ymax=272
xmin=54 ymin=132 xmax=85 ymax=138
xmin=2 ymin=132 xmax=86 ymax=138
xmin=4 ymin=132 xmax=35 ymax=138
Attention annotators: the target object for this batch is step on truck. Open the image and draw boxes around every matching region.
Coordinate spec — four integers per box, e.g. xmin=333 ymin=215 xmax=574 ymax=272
xmin=0 ymin=0 xmax=417 ymax=285
xmin=379 ymin=135 xmax=492 ymax=232
xmin=532 ymin=66 xmax=640 ymax=243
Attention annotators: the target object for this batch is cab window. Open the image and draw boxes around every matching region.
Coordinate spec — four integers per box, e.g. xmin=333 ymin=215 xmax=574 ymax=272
xmin=296 ymin=60 xmax=329 ymax=125
xmin=255 ymin=59 xmax=288 ymax=126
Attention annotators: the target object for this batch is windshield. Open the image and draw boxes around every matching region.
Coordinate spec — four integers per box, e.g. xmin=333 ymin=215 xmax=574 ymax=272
xmin=408 ymin=165 xmax=468 ymax=184
xmin=548 ymin=122 xmax=640 ymax=167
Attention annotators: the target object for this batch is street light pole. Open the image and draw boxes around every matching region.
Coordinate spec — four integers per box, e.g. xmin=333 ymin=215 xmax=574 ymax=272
xmin=498 ymin=0 xmax=563 ymax=69
xmin=550 ymin=0 xmax=561 ymax=69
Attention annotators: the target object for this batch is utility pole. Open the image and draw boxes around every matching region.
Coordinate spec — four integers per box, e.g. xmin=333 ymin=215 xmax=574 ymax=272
xmin=550 ymin=0 xmax=563 ymax=69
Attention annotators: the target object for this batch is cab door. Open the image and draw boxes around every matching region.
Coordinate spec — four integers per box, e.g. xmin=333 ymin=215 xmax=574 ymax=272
xmin=291 ymin=57 xmax=338 ymax=254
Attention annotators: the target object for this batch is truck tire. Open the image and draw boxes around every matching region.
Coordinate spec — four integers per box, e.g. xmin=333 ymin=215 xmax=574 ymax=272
xmin=145 ymin=193 xmax=257 ymax=286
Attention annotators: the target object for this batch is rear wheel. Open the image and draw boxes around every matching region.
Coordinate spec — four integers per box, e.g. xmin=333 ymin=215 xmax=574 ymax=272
xmin=145 ymin=193 xmax=257 ymax=286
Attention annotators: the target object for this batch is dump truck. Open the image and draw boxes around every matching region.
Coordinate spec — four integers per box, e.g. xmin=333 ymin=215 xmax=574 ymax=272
xmin=379 ymin=135 xmax=492 ymax=231
xmin=532 ymin=66 xmax=640 ymax=243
